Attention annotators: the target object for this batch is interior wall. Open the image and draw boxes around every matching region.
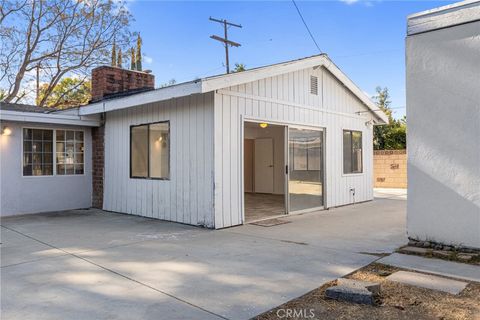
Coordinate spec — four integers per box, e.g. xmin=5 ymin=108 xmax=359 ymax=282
xmin=244 ymin=139 xmax=254 ymax=192
xmin=244 ymin=123 xmax=285 ymax=194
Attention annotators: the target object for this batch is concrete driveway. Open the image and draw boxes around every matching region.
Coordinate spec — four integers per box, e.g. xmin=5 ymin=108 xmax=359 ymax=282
xmin=1 ymin=189 xmax=406 ymax=320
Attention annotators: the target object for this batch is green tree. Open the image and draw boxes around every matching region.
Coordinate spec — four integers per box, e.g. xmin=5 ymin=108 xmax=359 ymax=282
xmin=372 ymin=86 xmax=407 ymax=150
xmin=38 ymin=77 xmax=91 ymax=109
xmin=111 ymin=41 xmax=117 ymax=67
xmin=136 ymin=34 xmax=142 ymax=71
xmin=0 ymin=89 xmax=6 ymax=101
xmin=117 ymin=48 xmax=123 ymax=68
xmin=233 ymin=63 xmax=246 ymax=72
xmin=130 ymin=47 xmax=136 ymax=70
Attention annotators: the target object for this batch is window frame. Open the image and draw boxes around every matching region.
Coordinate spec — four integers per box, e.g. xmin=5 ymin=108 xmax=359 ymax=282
xmin=342 ymin=129 xmax=363 ymax=175
xmin=129 ymin=120 xmax=170 ymax=180
xmin=21 ymin=127 xmax=86 ymax=178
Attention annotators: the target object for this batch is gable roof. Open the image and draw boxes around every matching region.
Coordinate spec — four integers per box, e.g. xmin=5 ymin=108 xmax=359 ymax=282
xmin=79 ymin=54 xmax=388 ymax=124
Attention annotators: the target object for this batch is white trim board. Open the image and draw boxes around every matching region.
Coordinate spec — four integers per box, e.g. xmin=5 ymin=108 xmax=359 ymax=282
xmin=0 ymin=110 xmax=100 ymax=127
xmin=407 ymin=0 xmax=480 ymax=35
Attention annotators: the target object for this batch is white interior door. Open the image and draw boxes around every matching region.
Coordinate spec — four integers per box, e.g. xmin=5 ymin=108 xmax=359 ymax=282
xmin=254 ymin=138 xmax=274 ymax=193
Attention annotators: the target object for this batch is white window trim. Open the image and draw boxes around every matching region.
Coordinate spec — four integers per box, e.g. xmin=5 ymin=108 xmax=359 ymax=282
xmin=341 ymin=128 xmax=364 ymax=177
xmin=21 ymin=126 xmax=86 ymax=178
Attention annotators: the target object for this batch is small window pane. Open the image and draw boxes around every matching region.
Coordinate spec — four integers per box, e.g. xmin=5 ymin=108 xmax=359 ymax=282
xmin=23 ymin=141 xmax=32 ymax=152
xmin=43 ymin=165 xmax=53 ymax=175
xmin=24 ymin=152 xmax=32 ymax=165
xmin=44 ymin=153 xmax=53 ymax=164
xmin=32 ymin=153 xmax=42 ymax=164
xmin=32 ymin=164 xmax=42 ymax=175
xmin=66 ymin=130 xmax=74 ymax=141
xmin=43 ymin=142 xmax=52 ymax=152
xmin=56 ymin=152 xmax=65 ymax=164
xmin=74 ymin=164 xmax=84 ymax=174
xmin=23 ymin=129 xmax=32 ymax=140
xmin=74 ymin=153 xmax=83 ymax=164
xmin=56 ymin=130 xmax=65 ymax=141
xmin=75 ymin=131 xmax=84 ymax=141
xmin=43 ymin=130 xmax=53 ymax=140
xmin=149 ymin=122 xmax=169 ymax=179
xmin=23 ymin=164 xmax=32 ymax=176
xmin=57 ymin=164 xmax=65 ymax=175
xmin=65 ymin=164 xmax=74 ymax=175
xmin=32 ymin=141 xmax=42 ymax=152
xmin=33 ymin=130 xmax=43 ymax=140
xmin=56 ymin=142 xmax=65 ymax=153
xmin=75 ymin=143 xmax=84 ymax=153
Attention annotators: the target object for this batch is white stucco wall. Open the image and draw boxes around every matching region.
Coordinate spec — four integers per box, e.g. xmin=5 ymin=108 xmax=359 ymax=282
xmin=406 ymin=20 xmax=480 ymax=248
xmin=0 ymin=121 xmax=93 ymax=216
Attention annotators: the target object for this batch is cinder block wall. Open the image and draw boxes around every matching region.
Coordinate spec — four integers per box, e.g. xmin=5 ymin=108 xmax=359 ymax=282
xmin=373 ymin=150 xmax=407 ymax=188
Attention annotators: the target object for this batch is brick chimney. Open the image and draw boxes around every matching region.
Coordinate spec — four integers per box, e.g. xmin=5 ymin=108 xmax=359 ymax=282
xmin=91 ymin=66 xmax=155 ymax=102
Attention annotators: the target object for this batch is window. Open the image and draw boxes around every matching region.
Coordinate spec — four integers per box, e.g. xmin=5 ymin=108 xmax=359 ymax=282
xmin=23 ymin=129 xmax=53 ymax=176
xmin=130 ymin=121 xmax=169 ymax=179
xmin=23 ymin=128 xmax=84 ymax=176
xmin=290 ymin=133 xmax=322 ymax=171
xmin=343 ymin=130 xmax=363 ymax=174
xmin=310 ymin=76 xmax=318 ymax=95
xmin=56 ymin=130 xmax=84 ymax=175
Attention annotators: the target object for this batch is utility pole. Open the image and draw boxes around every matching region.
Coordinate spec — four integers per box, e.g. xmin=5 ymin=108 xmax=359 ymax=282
xmin=209 ymin=17 xmax=242 ymax=74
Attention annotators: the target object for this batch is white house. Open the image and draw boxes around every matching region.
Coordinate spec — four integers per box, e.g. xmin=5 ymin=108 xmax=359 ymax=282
xmin=406 ymin=1 xmax=480 ymax=248
xmin=1 ymin=54 xmax=388 ymax=229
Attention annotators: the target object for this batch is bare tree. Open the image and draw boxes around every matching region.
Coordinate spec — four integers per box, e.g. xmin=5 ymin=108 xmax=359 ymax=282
xmin=0 ymin=0 xmax=133 ymax=106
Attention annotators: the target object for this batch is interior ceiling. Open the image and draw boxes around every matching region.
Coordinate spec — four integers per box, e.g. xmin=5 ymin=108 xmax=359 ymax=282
xmin=244 ymin=121 xmax=284 ymax=129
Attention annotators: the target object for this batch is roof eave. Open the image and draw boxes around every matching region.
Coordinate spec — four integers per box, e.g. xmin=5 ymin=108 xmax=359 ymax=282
xmin=79 ymin=81 xmax=202 ymax=115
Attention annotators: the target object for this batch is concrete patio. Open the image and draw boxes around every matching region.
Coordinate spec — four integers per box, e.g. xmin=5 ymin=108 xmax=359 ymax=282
xmin=1 ymin=189 xmax=406 ymax=320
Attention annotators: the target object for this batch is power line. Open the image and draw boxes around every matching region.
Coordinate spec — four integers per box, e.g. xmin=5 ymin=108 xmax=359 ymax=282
xmin=291 ymin=0 xmax=322 ymax=54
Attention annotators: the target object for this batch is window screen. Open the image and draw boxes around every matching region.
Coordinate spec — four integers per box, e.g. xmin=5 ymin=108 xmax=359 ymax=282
xmin=56 ymin=130 xmax=84 ymax=175
xmin=23 ymin=129 xmax=53 ymax=176
xmin=343 ymin=130 xmax=363 ymax=174
xmin=131 ymin=121 xmax=169 ymax=179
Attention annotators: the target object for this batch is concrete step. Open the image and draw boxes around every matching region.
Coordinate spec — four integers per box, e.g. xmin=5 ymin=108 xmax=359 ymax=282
xmin=378 ymin=253 xmax=480 ymax=282
xmin=387 ymin=271 xmax=468 ymax=294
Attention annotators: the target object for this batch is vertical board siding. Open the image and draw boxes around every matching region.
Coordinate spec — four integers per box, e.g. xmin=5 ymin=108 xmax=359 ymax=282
xmin=104 ymin=93 xmax=215 ymax=228
xmin=214 ymin=66 xmax=375 ymax=228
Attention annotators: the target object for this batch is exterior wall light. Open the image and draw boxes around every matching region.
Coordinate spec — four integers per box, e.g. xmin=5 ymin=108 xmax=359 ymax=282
xmin=2 ymin=127 xmax=12 ymax=136
xmin=259 ymin=123 xmax=268 ymax=129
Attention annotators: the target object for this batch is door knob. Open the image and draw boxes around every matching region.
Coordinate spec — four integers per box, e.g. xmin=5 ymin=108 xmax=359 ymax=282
xmin=268 ymin=165 xmax=274 ymax=167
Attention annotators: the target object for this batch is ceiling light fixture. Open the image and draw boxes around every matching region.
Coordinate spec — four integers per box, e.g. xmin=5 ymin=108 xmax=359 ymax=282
xmin=259 ymin=123 xmax=268 ymax=129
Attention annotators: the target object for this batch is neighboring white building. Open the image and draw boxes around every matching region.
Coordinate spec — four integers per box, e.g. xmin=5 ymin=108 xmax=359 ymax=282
xmin=1 ymin=54 xmax=388 ymax=228
xmin=406 ymin=1 xmax=480 ymax=248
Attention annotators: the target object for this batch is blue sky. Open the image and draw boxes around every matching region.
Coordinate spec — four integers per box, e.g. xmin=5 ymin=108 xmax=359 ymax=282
xmin=128 ymin=0 xmax=456 ymax=119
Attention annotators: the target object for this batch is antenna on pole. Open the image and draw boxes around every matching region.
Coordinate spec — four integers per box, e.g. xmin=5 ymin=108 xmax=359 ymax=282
xmin=209 ymin=17 xmax=242 ymax=74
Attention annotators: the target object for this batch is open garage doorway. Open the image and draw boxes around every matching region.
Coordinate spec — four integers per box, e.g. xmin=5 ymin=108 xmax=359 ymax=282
xmin=244 ymin=122 xmax=286 ymax=222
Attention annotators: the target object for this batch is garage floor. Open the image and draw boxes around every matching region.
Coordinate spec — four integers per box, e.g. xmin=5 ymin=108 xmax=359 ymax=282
xmin=1 ymin=189 xmax=407 ymax=320
xmin=244 ymin=193 xmax=285 ymax=222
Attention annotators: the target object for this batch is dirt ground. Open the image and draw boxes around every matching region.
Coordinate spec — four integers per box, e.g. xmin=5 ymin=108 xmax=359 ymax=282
xmin=254 ymin=263 xmax=480 ymax=320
